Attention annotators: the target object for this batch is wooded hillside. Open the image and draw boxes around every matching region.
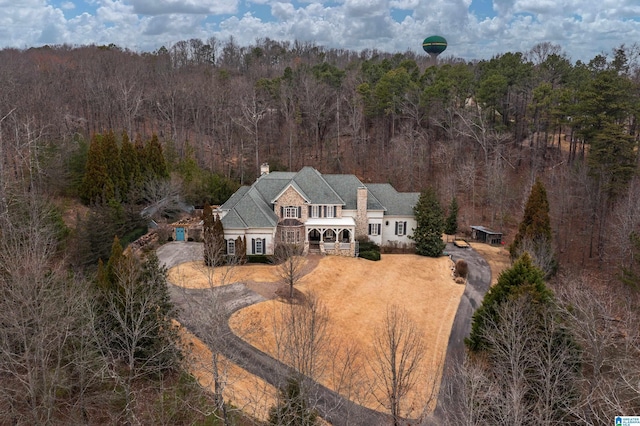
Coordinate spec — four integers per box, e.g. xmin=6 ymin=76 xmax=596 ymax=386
xmin=1 ymin=37 xmax=639 ymax=424
xmin=1 ymin=40 xmax=639 ymax=270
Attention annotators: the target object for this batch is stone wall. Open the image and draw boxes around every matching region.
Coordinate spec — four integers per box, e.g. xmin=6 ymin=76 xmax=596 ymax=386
xmin=355 ymin=186 xmax=368 ymax=238
xmin=274 ymin=186 xmax=308 ymax=221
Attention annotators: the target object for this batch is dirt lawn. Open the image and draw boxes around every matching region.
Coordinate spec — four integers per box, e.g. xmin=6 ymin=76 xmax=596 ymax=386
xmin=168 ymin=254 xmax=464 ymax=419
xmin=469 ymin=242 xmax=511 ymax=285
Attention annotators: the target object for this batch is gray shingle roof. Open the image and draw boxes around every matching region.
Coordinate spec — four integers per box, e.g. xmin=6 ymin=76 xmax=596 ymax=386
xmin=366 ymin=183 xmax=419 ymax=216
xmin=220 ymin=185 xmax=250 ymax=210
xmin=221 ymin=187 xmax=278 ymax=229
xmin=323 ymin=174 xmax=385 ymax=211
xmin=220 ymin=167 xmax=417 ymax=228
xmin=291 ymin=167 xmax=344 ymax=205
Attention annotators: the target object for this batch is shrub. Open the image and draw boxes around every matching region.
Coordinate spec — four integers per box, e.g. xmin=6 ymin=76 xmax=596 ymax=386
xmin=246 ymin=254 xmax=272 ymax=264
xmin=357 ymin=239 xmax=380 ymax=253
xmin=359 ymin=250 xmax=381 ymax=261
xmin=455 ymin=259 xmax=468 ymax=278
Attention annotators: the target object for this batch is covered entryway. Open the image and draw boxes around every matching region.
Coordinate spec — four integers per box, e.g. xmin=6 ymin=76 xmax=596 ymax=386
xmin=305 ymin=217 xmax=356 ymax=256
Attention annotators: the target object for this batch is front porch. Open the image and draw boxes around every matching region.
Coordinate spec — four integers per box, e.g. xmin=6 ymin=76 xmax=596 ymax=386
xmin=305 ymin=217 xmax=356 ymax=257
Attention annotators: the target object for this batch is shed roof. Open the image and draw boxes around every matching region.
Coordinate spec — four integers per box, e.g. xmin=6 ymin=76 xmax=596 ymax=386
xmin=471 ymin=225 xmax=502 ymax=235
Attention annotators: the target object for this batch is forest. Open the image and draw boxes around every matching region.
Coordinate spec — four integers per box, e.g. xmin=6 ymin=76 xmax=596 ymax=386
xmin=0 ymin=36 xmax=639 ymax=424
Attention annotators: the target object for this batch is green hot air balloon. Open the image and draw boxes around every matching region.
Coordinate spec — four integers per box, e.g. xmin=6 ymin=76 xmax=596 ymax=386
xmin=422 ymin=35 xmax=447 ymax=64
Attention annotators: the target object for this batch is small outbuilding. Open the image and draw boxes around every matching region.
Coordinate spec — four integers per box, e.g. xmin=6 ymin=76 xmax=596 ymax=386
xmin=471 ymin=226 xmax=503 ymax=245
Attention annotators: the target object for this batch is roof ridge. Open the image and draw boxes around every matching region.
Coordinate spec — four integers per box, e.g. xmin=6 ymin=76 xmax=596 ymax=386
xmin=302 ymin=167 xmax=345 ymax=205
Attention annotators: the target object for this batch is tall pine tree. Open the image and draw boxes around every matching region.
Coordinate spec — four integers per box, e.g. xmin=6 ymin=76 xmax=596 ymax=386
xmin=81 ymin=133 xmax=112 ymax=204
xmin=509 ymin=179 xmax=556 ymax=275
xmin=144 ymin=134 xmax=169 ymax=180
xmin=466 ymin=253 xmax=552 ymax=352
xmin=120 ymin=130 xmax=142 ymax=199
xmin=445 ymin=197 xmax=459 ymax=236
xmin=411 ymin=188 xmax=446 ymax=257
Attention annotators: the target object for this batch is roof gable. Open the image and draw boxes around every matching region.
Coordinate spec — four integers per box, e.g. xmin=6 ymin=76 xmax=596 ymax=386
xmin=291 ymin=167 xmax=344 ymax=205
xmin=222 ymin=187 xmax=278 ymax=229
xmin=270 ymin=181 xmax=311 ymax=204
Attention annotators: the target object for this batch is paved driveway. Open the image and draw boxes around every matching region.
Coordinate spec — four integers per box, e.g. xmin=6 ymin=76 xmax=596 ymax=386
xmin=428 ymin=242 xmax=492 ymax=424
xmin=156 ymin=242 xmax=388 ymax=425
xmin=156 ymin=241 xmax=492 ymax=426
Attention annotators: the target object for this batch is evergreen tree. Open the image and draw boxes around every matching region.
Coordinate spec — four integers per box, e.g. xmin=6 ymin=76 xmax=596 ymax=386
xmin=134 ymin=135 xmax=148 ymax=177
xmin=235 ymin=235 xmax=246 ymax=263
xmin=509 ymin=179 xmax=556 ymax=275
xmin=444 ymin=197 xmax=459 ymax=235
xmin=411 ymin=188 xmax=446 ymax=257
xmin=466 ymin=253 xmax=552 ymax=352
xmin=80 ymin=134 xmax=112 ymax=204
xmin=621 ymin=232 xmax=640 ymax=289
xmin=268 ymin=376 xmax=318 ymax=426
xmin=95 ymin=236 xmax=180 ymax=372
xmin=120 ymin=130 xmax=141 ymax=198
xmin=144 ymin=134 xmax=169 ymax=179
xmin=203 ymin=204 xmax=225 ymax=267
xmin=101 ymin=130 xmax=125 ymax=200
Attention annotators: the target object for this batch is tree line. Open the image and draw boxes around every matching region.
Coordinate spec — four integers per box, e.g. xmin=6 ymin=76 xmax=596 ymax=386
xmin=1 ymin=38 xmax=638 ymax=269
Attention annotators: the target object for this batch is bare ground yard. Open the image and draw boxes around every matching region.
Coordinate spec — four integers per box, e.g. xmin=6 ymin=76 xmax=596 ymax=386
xmin=469 ymin=242 xmax=511 ymax=285
xmin=170 ymin=254 xmax=465 ymax=420
xmin=176 ymin=323 xmax=277 ymax=422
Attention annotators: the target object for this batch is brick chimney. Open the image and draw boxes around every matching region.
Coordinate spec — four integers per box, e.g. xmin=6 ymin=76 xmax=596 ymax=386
xmin=260 ymin=162 xmax=270 ymax=176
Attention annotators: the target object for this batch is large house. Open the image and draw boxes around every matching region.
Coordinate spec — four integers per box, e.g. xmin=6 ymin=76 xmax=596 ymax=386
xmin=217 ymin=164 xmax=419 ymax=256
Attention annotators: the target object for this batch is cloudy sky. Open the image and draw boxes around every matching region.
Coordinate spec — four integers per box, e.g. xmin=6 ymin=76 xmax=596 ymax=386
xmin=2 ymin=0 xmax=639 ymax=63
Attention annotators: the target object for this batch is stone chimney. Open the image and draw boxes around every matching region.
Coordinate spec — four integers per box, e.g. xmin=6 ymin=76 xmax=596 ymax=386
xmin=260 ymin=162 xmax=270 ymax=176
xmin=355 ymin=186 xmax=368 ymax=238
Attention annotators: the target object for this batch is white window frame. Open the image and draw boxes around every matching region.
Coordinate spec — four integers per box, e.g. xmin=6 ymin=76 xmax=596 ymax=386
xmin=326 ymin=205 xmax=335 ymax=218
xmin=397 ymin=221 xmax=406 ymax=236
xmin=311 ymin=205 xmax=320 ymax=218
xmin=255 ymin=239 xmax=263 ymax=254
xmin=369 ymin=223 xmax=381 ymax=236
xmin=227 ymin=239 xmax=235 ymax=255
xmin=284 ymin=206 xmax=298 ymax=218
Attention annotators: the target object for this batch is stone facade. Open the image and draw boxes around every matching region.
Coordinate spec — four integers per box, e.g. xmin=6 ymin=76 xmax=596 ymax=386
xmin=355 ymin=186 xmax=368 ymax=238
xmin=274 ymin=186 xmax=308 ymax=222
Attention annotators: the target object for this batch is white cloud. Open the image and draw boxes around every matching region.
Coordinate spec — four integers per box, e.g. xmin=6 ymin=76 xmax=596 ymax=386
xmin=0 ymin=0 xmax=636 ymax=62
xmin=127 ymin=0 xmax=238 ymax=16
xmin=271 ymin=2 xmax=296 ymax=21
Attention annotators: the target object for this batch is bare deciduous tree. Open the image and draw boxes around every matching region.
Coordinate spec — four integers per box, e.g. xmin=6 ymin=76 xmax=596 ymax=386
xmin=273 ymin=292 xmax=331 ymax=382
xmin=274 ymin=243 xmax=306 ymax=299
xmin=370 ymin=304 xmax=426 ymax=426
xmin=511 ymin=235 xmax=557 ymax=278
xmin=0 ymin=194 xmax=93 ymax=425
xmin=94 ymin=252 xmax=181 ymax=425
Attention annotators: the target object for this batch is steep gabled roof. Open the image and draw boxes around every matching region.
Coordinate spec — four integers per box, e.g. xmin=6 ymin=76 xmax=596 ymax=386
xmin=221 ymin=187 xmax=278 ymax=229
xmin=366 ymin=183 xmax=419 ymax=216
xmin=220 ymin=185 xmax=250 ymax=210
xmin=220 ymin=167 xmax=417 ymax=229
xmin=270 ymin=180 xmax=311 ymax=204
xmin=291 ymin=167 xmax=344 ymax=205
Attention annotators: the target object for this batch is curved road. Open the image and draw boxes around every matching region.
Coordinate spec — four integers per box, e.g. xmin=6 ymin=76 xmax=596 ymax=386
xmin=156 ymin=242 xmax=492 ymax=426
xmin=427 ymin=243 xmax=492 ymax=424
